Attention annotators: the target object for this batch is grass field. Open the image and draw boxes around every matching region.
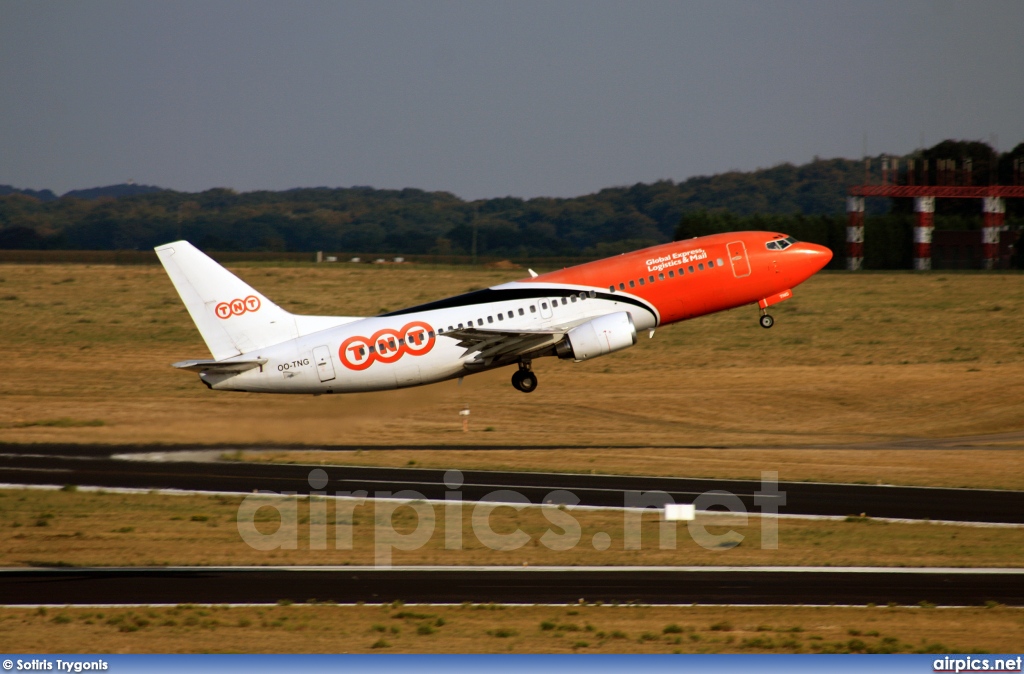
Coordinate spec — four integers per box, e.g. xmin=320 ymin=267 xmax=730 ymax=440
xmin=2 ymin=262 xmax=1023 ymax=653
xmin=1 ymin=263 xmax=1023 ymax=453
xmin=2 ymin=603 xmax=1020 ymax=654
xmin=2 ymin=488 xmax=1021 ymax=568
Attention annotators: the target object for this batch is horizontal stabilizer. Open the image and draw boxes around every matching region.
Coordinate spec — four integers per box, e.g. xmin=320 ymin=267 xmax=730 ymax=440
xmin=172 ymin=358 xmax=267 ymax=373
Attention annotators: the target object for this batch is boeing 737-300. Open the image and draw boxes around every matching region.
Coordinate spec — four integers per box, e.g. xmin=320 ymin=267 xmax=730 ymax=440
xmin=155 ymin=232 xmax=831 ymax=394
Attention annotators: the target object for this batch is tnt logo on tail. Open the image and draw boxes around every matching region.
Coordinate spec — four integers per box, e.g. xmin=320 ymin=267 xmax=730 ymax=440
xmin=215 ymin=295 xmax=261 ymax=319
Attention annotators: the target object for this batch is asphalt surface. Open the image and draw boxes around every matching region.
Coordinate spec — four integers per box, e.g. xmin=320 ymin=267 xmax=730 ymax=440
xmin=0 ymin=444 xmax=1020 ymax=524
xmin=2 ymin=566 xmax=1021 ymax=606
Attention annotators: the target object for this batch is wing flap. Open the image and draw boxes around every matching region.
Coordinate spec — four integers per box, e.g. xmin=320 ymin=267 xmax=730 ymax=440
xmin=441 ymin=326 xmax=569 ymax=366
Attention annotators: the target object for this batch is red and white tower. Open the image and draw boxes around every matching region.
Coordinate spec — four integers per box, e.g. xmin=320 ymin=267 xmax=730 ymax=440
xmin=846 ymin=196 xmax=865 ymax=271
xmin=981 ymin=197 xmax=1005 ymax=270
xmin=913 ymin=196 xmax=935 ymax=270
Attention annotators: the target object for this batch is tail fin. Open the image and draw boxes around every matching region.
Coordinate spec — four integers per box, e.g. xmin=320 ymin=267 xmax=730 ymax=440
xmin=155 ymin=241 xmax=300 ymax=359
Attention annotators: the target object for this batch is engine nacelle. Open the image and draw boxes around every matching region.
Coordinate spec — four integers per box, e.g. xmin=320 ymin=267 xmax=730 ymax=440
xmin=556 ymin=311 xmax=638 ymax=362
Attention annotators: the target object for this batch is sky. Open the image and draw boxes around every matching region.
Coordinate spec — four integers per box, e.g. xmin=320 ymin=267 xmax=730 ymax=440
xmin=1 ymin=0 xmax=1023 ymax=200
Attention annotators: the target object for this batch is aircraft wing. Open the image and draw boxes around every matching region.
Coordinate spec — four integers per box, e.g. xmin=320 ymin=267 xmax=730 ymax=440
xmin=171 ymin=358 xmax=268 ymax=373
xmin=442 ymin=320 xmax=589 ymax=366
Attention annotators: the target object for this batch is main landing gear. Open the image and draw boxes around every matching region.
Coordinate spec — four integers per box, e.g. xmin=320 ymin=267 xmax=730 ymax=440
xmin=511 ymin=362 xmax=538 ymax=393
xmin=759 ymin=311 xmax=774 ymax=329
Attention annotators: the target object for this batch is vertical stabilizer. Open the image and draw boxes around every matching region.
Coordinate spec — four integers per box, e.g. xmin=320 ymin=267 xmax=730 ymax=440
xmin=155 ymin=241 xmax=299 ymax=359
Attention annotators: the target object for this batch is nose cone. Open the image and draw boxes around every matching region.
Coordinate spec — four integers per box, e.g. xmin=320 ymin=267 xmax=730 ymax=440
xmin=791 ymin=242 xmax=833 ymax=280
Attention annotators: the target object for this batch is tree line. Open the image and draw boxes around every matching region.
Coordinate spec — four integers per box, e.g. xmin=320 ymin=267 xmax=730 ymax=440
xmin=1 ymin=140 xmax=1021 ymax=269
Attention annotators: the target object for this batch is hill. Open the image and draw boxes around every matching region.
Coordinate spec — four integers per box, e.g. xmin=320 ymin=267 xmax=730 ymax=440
xmin=0 ymin=140 xmax=1020 ymax=266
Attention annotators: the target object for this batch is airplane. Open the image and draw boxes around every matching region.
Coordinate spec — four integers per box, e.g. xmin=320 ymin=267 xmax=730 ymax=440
xmin=155 ymin=232 xmax=832 ymax=394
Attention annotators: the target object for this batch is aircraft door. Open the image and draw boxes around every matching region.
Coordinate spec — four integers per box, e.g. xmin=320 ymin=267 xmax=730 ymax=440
xmin=727 ymin=241 xmax=751 ymax=278
xmin=312 ymin=345 xmax=336 ymax=382
xmin=540 ymin=299 xmax=554 ymax=319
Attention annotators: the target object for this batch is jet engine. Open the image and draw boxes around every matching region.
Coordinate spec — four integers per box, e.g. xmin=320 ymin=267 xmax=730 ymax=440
xmin=555 ymin=311 xmax=638 ymax=362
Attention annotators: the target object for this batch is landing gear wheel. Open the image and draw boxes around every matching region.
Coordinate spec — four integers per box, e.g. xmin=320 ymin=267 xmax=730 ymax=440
xmin=759 ymin=314 xmax=774 ymax=329
xmin=511 ymin=368 xmax=538 ymax=393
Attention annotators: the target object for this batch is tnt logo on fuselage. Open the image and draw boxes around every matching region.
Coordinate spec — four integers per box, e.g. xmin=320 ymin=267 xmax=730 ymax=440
xmin=215 ymin=296 xmax=261 ymax=319
xmin=339 ymin=321 xmax=435 ymax=371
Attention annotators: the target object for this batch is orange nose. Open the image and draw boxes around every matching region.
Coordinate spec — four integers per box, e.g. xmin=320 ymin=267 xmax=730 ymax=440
xmin=791 ymin=242 xmax=833 ymax=278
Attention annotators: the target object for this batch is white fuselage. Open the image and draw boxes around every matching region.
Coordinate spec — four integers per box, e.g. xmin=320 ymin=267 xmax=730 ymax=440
xmin=203 ymin=281 xmax=658 ymax=394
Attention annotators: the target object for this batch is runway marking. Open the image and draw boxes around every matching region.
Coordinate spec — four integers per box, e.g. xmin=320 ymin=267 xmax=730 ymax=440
xmin=12 ymin=446 xmax=1017 ymax=493
xmin=0 ymin=453 xmax=106 ymax=461
xmin=1 ymin=483 xmax=1021 ymax=528
xmin=227 ymin=458 xmax=1024 ymax=493
xmin=0 ymin=467 xmax=72 ymax=473
xmin=4 ymin=602 xmax=1019 ymax=609
xmin=4 ymin=564 xmax=1021 ymax=574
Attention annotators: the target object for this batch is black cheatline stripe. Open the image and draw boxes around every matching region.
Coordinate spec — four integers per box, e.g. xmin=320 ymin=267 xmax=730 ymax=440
xmin=381 ymin=287 xmax=658 ymax=322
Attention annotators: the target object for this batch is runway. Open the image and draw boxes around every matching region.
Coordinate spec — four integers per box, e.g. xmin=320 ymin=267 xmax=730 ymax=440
xmin=0 ymin=444 xmax=1020 ymax=524
xmin=2 ymin=566 xmax=1021 ymax=606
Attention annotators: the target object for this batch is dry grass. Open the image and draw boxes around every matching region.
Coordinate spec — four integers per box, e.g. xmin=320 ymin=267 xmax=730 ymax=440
xmin=1 ymin=264 xmax=1023 ymax=451
xmin=1 ymin=488 xmax=1021 ymax=568
xmin=2 ymin=603 xmax=1021 ymax=653
xmin=4 ymin=264 xmax=1022 ymax=654
xmin=242 ymin=448 xmax=1024 ymax=490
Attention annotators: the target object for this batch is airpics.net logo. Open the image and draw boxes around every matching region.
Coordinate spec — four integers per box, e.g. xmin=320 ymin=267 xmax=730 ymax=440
xmin=933 ymin=656 xmax=1023 ymax=672
xmin=234 ymin=469 xmax=786 ymax=566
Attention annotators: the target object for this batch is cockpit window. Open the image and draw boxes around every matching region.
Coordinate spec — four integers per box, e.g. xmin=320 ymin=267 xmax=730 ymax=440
xmin=766 ymin=236 xmax=798 ymax=251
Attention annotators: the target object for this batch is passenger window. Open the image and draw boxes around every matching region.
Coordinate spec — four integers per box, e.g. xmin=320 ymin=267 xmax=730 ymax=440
xmin=688 ymin=265 xmax=694 ymax=273
xmin=589 ymin=290 xmax=596 ymax=298
xmin=530 ymin=305 xmax=536 ymax=312
xmin=458 ymin=323 xmax=464 ymax=329
xmin=498 ymin=313 xmax=504 ymax=321
xmin=359 ymin=347 xmax=366 ymax=357
xmin=629 ymin=280 xmax=635 ymax=288
xmin=619 ymin=282 xmax=625 ymax=290
xmin=658 ymin=272 xmax=665 ymax=280
xmin=698 ymin=263 xmax=705 ymax=271
xmin=609 ymin=285 xmax=615 ymax=292
xmin=508 ymin=311 xmax=513 ymax=319
xmin=638 ymin=278 xmax=645 ymax=286
xmin=707 ymin=260 xmax=714 ymax=269
xmin=477 ymin=318 xmax=484 ymax=326
xmin=518 ymin=308 xmax=524 ymax=316
xmin=369 ymin=346 xmax=376 ymax=353
xmin=541 ymin=302 xmax=548 ymax=310
xmin=649 ymin=275 xmax=655 ymax=283
xmin=561 ymin=297 xmax=567 ymax=305
xmin=717 ymin=258 xmax=724 ymax=266
xmin=570 ymin=295 xmax=577 ymax=302
xmin=428 ymin=331 xmax=434 ymax=338
xmin=487 ymin=316 xmax=493 ymax=324
xmin=579 ymin=293 xmax=586 ymax=300
xmin=668 ymin=270 xmax=675 ymax=278
xmin=448 ymin=326 xmax=453 ymax=332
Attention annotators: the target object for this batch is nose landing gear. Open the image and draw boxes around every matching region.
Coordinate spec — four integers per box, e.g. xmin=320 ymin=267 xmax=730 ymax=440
xmin=511 ymin=362 xmax=538 ymax=393
xmin=759 ymin=311 xmax=774 ymax=329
